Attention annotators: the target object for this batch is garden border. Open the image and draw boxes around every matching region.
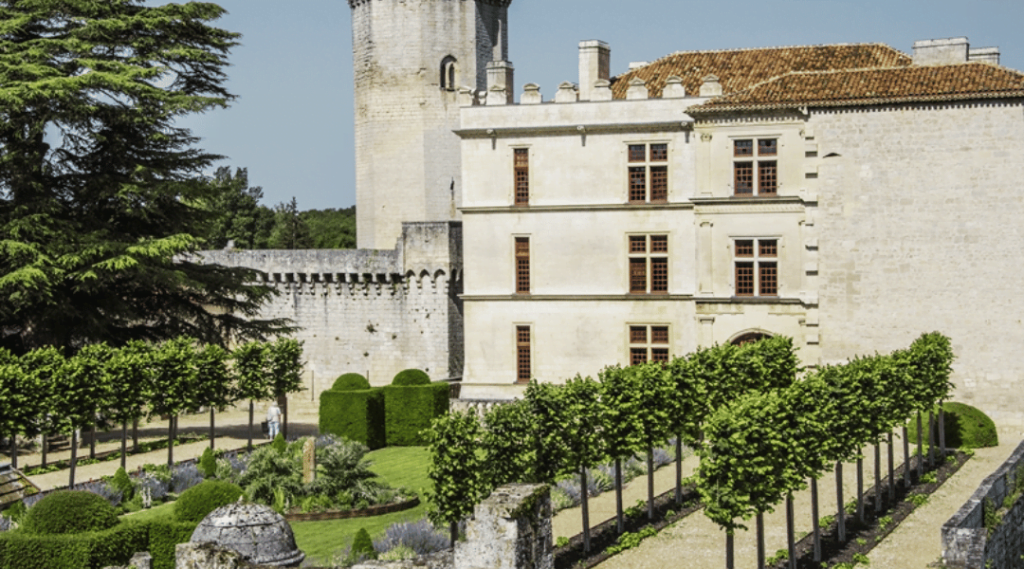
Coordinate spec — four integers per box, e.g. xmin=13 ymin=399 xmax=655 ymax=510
xmin=283 ymin=496 xmax=420 ymax=522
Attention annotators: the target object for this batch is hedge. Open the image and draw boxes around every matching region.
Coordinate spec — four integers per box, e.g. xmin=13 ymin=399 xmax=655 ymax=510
xmin=174 ymin=480 xmax=244 ymax=523
xmin=146 ymin=520 xmax=200 ymax=569
xmin=319 ymin=388 xmax=386 ymax=449
xmin=332 ymin=373 xmax=370 ymax=392
xmin=908 ymin=401 xmax=999 ymax=449
xmin=20 ymin=490 xmax=119 ymax=535
xmin=391 ymin=369 xmax=430 ymax=387
xmin=0 ymin=521 xmax=148 ymax=569
xmin=384 ymin=382 xmax=449 ymax=446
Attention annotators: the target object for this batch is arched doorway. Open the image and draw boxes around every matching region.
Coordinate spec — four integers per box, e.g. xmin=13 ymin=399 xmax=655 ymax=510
xmin=731 ymin=331 xmax=772 ymax=346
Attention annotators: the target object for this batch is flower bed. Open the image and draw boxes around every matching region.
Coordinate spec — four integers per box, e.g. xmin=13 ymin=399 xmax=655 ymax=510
xmin=284 ymin=495 xmax=419 ymax=522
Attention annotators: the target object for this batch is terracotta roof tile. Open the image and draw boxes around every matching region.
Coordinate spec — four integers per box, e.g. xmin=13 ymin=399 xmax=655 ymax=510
xmin=688 ymin=63 xmax=1024 ymax=112
xmin=610 ymin=44 xmax=911 ymax=99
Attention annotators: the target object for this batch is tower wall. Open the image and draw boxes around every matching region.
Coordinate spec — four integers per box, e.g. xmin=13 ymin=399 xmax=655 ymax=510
xmin=350 ymin=0 xmax=511 ymax=249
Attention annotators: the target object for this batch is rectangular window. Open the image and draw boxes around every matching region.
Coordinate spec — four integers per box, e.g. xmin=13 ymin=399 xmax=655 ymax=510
xmin=734 ymin=238 xmax=779 ymax=297
xmin=514 ymin=149 xmax=529 ymax=205
xmin=515 ymin=237 xmax=530 ymax=294
xmin=733 ymin=139 xmax=779 ymax=196
xmin=627 ymin=143 xmax=668 ymax=203
xmin=629 ymin=325 xmax=670 ymax=364
xmin=516 ymin=326 xmax=531 ymax=383
xmin=628 ymin=235 xmax=669 ymax=294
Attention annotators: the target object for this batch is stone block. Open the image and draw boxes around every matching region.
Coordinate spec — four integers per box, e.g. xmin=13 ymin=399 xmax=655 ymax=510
xmin=454 ymin=484 xmax=553 ymax=569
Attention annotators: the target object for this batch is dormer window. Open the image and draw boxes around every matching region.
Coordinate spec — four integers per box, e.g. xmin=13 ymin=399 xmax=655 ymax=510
xmin=441 ymin=56 xmax=457 ymax=91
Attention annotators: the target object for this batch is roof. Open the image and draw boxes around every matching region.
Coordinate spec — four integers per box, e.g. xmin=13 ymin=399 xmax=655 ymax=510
xmin=610 ymin=43 xmax=912 ymax=99
xmin=688 ymin=63 xmax=1024 ymax=112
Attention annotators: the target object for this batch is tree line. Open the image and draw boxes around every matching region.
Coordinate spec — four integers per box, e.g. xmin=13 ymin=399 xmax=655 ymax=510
xmin=200 ymin=167 xmax=356 ymax=251
xmin=427 ymin=332 xmax=954 ymax=564
xmin=0 ymin=337 xmax=305 ymax=489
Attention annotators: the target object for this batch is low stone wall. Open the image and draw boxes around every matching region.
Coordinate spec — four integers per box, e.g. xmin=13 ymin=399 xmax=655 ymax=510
xmin=942 ymin=440 xmax=1024 ymax=568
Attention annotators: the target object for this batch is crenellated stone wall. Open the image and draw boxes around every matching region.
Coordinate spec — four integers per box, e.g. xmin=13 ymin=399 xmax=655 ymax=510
xmin=200 ymin=222 xmax=463 ymax=413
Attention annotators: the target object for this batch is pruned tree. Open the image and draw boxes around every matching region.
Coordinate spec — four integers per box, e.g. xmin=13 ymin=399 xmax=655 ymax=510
xmin=55 ymin=344 xmax=114 ymax=487
xmin=150 ymin=337 xmax=199 ymax=466
xmin=106 ymin=341 xmax=154 ymax=468
xmin=233 ymin=340 xmax=272 ymax=451
xmin=267 ymin=338 xmax=305 ymax=439
xmin=480 ymin=398 xmax=536 ymax=488
xmin=193 ymin=343 xmax=234 ymax=449
xmin=598 ymin=364 xmax=646 ymax=532
xmin=426 ymin=410 xmax=487 ymax=548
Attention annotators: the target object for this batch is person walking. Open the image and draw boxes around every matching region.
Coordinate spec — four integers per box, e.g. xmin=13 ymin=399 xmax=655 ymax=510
xmin=267 ymin=401 xmax=282 ymax=439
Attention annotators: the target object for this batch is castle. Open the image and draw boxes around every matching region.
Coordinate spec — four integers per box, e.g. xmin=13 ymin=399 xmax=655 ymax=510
xmin=204 ymin=0 xmax=1024 ymax=429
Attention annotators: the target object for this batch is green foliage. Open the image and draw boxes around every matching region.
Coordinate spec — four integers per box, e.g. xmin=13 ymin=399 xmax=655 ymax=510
xmin=480 ymin=399 xmax=536 ymax=487
xmin=391 ymin=369 xmax=431 ymax=386
xmin=238 ymin=445 xmax=303 ymax=506
xmin=852 ymin=552 xmax=871 ymax=565
xmin=319 ymin=388 xmax=386 ymax=450
xmin=112 ymin=467 xmax=134 ymax=502
xmin=598 ymin=365 xmax=648 ymax=462
xmin=0 ymin=521 xmax=148 ymax=569
xmin=301 ymin=207 xmax=357 ymax=249
xmin=174 ymin=480 xmax=243 ymax=524
xmin=909 ymin=402 xmax=998 ymax=450
xmin=21 ymin=491 xmax=118 ymax=535
xmin=555 ymin=536 xmax=570 ymax=548
xmin=351 ymin=528 xmax=377 ymax=561
xmin=878 ymin=515 xmax=893 ymax=530
xmin=306 ymin=439 xmax=383 ymax=501
xmin=983 ymin=497 xmax=999 ymax=535
xmin=0 ymin=1 xmax=287 ymax=352
xmin=199 ymin=447 xmax=218 ymax=479
xmin=332 ymin=373 xmax=371 ymax=392
xmin=145 ymin=520 xmax=201 ymax=569
xmin=200 ymin=167 xmax=276 ymax=250
xmin=267 ymin=338 xmax=305 ymax=399
xmin=603 ymin=525 xmax=657 ymax=555
xmin=908 ymin=492 xmax=930 ymax=507
xmin=425 ymin=411 xmax=487 ymax=531
xmin=921 ymin=471 xmax=938 ymax=484
xmin=268 ymin=197 xmax=314 ymax=249
xmin=105 ymin=341 xmax=154 ymax=429
xmin=192 ymin=343 xmax=233 ymax=415
xmin=233 ymin=341 xmax=273 ymax=402
xmin=819 ymin=515 xmax=835 ymax=528
xmin=272 ymin=433 xmax=287 ymax=454
xmin=767 ymin=549 xmax=789 ymax=565
xmin=384 ymin=382 xmax=449 ymax=446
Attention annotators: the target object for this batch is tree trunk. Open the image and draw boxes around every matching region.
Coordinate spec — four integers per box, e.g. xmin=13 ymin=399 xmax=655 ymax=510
xmin=69 ymin=430 xmax=78 ymax=489
xmin=210 ymin=408 xmax=216 ymax=450
xmin=675 ymin=436 xmax=683 ymax=505
xmin=811 ymin=477 xmax=821 ymax=562
xmin=450 ymin=521 xmax=457 ymax=549
xmin=89 ymin=423 xmax=96 ymax=460
xmin=726 ymin=530 xmax=735 ymax=569
xmin=888 ymin=432 xmax=895 ymax=503
xmin=167 ymin=416 xmax=175 ymax=468
xmin=281 ymin=393 xmax=289 ymax=440
xmin=615 ymin=458 xmax=624 ymax=533
xmin=248 ymin=401 xmax=254 ymax=452
xmin=757 ymin=512 xmax=766 ymax=569
xmin=928 ymin=410 xmax=936 ymax=468
xmin=874 ymin=443 xmax=882 ymax=513
xmin=916 ymin=412 xmax=923 ymax=480
xmin=836 ymin=462 xmax=846 ymax=542
xmin=132 ymin=418 xmax=139 ymax=453
xmin=856 ymin=457 xmax=864 ymax=524
xmin=939 ymin=404 xmax=946 ymax=457
xmin=9 ymin=436 xmax=16 ymax=471
xmin=580 ymin=468 xmax=591 ymax=553
xmin=121 ymin=422 xmax=128 ymax=470
xmin=903 ymin=425 xmax=910 ymax=487
xmin=786 ymin=494 xmax=796 ymax=569
xmin=646 ymin=447 xmax=655 ymax=521
xmin=41 ymin=432 xmax=47 ymax=468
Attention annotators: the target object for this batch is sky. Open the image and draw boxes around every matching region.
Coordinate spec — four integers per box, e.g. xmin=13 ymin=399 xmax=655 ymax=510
xmin=171 ymin=0 xmax=1024 ymax=211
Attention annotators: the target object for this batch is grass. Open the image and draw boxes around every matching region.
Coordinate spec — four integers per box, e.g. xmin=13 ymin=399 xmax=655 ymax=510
xmin=122 ymin=500 xmax=176 ymax=523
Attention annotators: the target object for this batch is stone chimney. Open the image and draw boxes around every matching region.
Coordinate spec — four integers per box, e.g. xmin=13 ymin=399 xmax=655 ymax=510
xmin=487 ymin=60 xmax=515 ymax=105
xmin=663 ymin=76 xmax=686 ymax=99
xmin=913 ymin=37 xmax=969 ymax=65
xmin=699 ymin=75 xmax=722 ymax=97
xmin=968 ymin=47 xmax=1000 ymax=65
xmin=579 ymin=40 xmax=611 ymax=102
xmin=520 ymin=83 xmax=542 ymax=105
xmin=626 ymin=78 xmax=648 ymax=100
xmin=555 ymin=81 xmax=578 ymax=103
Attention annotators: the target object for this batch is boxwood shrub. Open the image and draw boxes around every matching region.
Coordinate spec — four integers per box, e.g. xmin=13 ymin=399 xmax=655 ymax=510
xmin=146 ymin=520 xmax=200 ymax=569
xmin=391 ymin=369 xmax=431 ymax=387
xmin=174 ymin=480 xmax=243 ymax=523
xmin=909 ymin=401 xmax=999 ymax=449
xmin=319 ymin=388 xmax=386 ymax=449
xmin=21 ymin=490 xmax=119 ymax=535
xmin=383 ymin=382 xmax=449 ymax=446
xmin=332 ymin=372 xmax=371 ymax=391
xmin=0 ymin=521 xmax=148 ymax=569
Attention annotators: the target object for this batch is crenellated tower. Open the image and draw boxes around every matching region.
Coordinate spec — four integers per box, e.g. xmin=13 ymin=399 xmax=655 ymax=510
xmin=349 ymin=0 xmax=513 ymax=249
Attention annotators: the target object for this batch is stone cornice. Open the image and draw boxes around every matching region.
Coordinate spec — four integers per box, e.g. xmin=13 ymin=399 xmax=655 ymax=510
xmin=462 ymin=294 xmax=695 ymax=302
xmin=455 ymin=120 xmax=692 ymax=139
xmin=460 ymin=203 xmax=695 ymax=214
xmin=350 ymin=0 xmax=511 ymax=7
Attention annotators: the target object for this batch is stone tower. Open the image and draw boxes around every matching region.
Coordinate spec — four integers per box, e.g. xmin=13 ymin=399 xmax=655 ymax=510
xmin=350 ymin=0 xmax=513 ymax=249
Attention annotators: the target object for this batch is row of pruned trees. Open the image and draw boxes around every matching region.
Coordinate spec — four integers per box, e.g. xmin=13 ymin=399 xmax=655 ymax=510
xmin=697 ymin=332 xmax=954 ymax=568
xmin=0 ymin=337 xmax=304 ymax=488
xmin=427 ymin=336 xmax=801 ymax=552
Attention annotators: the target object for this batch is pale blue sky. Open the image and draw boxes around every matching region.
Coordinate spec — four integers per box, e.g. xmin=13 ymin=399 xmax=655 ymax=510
xmin=174 ymin=0 xmax=1024 ymax=210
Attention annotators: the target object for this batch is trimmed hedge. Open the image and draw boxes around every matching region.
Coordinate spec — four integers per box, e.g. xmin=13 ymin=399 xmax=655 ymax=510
xmin=0 ymin=521 xmax=148 ymax=569
xmin=391 ymin=369 xmax=430 ymax=387
xmin=332 ymin=373 xmax=370 ymax=391
xmin=384 ymin=382 xmax=449 ymax=446
xmin=319 ymin=388 xmax=386 ymax=449
xmin=146 ymin=520 xmax=200 ymax=569
xmin=174 ymin=480 xmax=243 ymax=523
xmin=909 ymin=401 xmax=999 ymax=449
xmin=21 ymin=490 xmax=119 ymax=535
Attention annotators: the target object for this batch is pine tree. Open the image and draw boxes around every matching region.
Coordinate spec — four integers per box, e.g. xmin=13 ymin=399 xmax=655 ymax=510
xmin=0 ymin=0 xmax=289 ymax=352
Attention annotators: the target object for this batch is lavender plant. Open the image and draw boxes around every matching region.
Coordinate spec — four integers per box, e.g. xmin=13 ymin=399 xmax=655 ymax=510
xmin=171 ymin=463 xmax=204 ymax=493
xmin=373 ymin=518 xmax=449 ymax=556
xmin=78 ymin=480 xmax=123 ymax=508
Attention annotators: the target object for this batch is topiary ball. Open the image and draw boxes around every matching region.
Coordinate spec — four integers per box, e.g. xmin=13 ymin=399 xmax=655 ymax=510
xmin=351 ymin=527 xmax=377 ymax=560
xmin=174 ymin=480 xmax=244 ymax=524
xmin=391 ymin=369 xmax=430 ymax=386
xmin=21 ymin=490 xmax=119 ymax=535
xmin=332 ymin=373 xmax=371 ymax=391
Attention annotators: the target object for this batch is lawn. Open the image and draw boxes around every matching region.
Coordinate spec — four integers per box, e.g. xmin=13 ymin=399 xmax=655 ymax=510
xmin=293 ymin=445 xmax=431 ymax=563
